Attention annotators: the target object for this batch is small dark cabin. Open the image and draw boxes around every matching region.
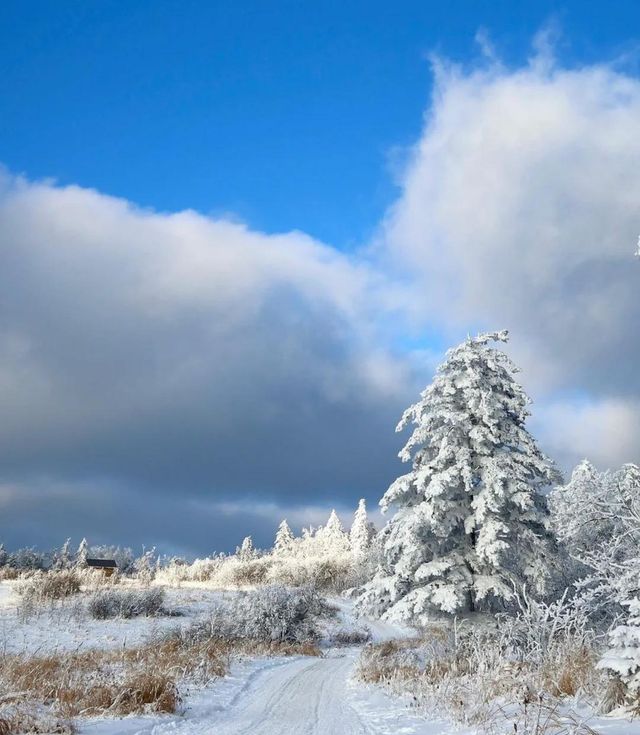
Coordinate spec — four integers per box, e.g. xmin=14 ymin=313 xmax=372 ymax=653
xmin=86 ymin=558 xmax=117 ymax=577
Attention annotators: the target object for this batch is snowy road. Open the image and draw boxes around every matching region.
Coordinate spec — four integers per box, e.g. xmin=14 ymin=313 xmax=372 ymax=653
xmin=83 ymin=650 xmax=452 ymax=735
xmin=212 ymin=654 xmax=373 ymax=735
xmin=179 ymin=650 xmax=448 ymax=735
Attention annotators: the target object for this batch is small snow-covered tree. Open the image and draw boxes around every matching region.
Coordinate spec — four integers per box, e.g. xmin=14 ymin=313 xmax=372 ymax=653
xmin=297 ymin=526 xmax=316 ymax=558
xmin=274 ymin=520 xmax=295 ymax=556
xmin=599 ymin=598 xmax=640 ymax=708
xmin=75 ymin=538 xmax=89 ymax=567
xmin=0 ymin=544 xmax=7 ymax=567
xmin=237 ymin=536 xmax=257 ymax=562
xmin=318 ymin=510 xmax=350 ymax=555
xmin=549 ymin=460 xmax=612 ymax=558
xmin=54 ymin=538 xmax=73 ymax=570
xmin=350 ymin=499 xmax=376 ymax=558
xmin=358 ymin=330 xmax=560 ymax=622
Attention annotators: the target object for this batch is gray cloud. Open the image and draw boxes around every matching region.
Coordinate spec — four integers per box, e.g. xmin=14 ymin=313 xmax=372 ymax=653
xmin=0 ymin=173 xmax=417 ymax=553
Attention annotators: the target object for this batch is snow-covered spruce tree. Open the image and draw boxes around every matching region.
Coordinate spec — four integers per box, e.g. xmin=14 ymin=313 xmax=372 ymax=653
xmin=319 ymin=510 xmax=350 ymax=555
xmin=75 ymin=537 xmax=89 ymax=567
xmin=237 ymin=535 xmax=257 ymax=562
xmin=54 ymin=538 xmax=73 ymax=570
xmin=599 ymin=598 xmax=640 ymax=710
xmin=350 ymin=499 xmax=376 ymax=559
xmin=357 ymin=330 xmax=560 ymax=621
xmin=274 ymin=520 xmax=295 ymax=556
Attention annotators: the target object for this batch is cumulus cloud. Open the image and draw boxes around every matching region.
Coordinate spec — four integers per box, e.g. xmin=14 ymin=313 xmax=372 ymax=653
xmin=381 ymin=45 xmax=640 ymax=469
xmin=384 ymin=50 xmax=640 ymax=390
xmin=0 ymin=172 xmax=417 ymax=552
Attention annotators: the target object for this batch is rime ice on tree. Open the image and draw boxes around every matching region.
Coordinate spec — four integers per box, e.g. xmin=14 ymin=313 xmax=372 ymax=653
xmin=600 ymin=598 xmax=640 ymax=706
xmin=350 ymin=499 xmax=376 ymax=558
xmin=318 ymin=510 xmax=350 ymax=555
xmin=274 ymin=520 xmax=295 ymax=556
xmin=237 ymin=536 xmax=257 ymax=562
xmin=358 ymin=330 xmax=560 ymax=621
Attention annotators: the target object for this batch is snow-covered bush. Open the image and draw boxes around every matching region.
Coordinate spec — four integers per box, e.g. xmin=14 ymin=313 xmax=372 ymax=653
xmin=358 ymin=609 xmax=603 ymax=734
xmin=331 ymin=627 xmax=372 ymax=645
xmin=200 ymin=586 xmax=332 ymax=644
xmin=358 ymin=331 xmax=560 ymax=623
xmin=88 ymin=587 xmax=165 ymax=619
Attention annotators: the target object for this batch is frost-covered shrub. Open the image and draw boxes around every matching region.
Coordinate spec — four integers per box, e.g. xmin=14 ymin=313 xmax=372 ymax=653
xmin=358 ymin=614 xmax=603 ymax=733
xmin=265 ymin=555 xmax=355 ymax=592
xmin=203 ymin=586 xmax=332 ymax=644
xmin=88 ymin=587 xmax=165 ymax=619
xmin=226 ymin=557 xmax=272 ymax=586
xmin=599 ymin=598 xmax=640 ymax=711
xmin=332 ymin=628 xmax=372 ymax=645
xmin=155 ymin=556 xmax=225 ymax=585
xmin=16 ymin=570 xmax=81 ymax=607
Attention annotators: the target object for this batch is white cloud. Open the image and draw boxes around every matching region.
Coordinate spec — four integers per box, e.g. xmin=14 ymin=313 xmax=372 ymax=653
xmin=380 ymin=48 xmax=640 ymax=471
xmin=532 ymin=397 xmax=640 ymax=471
xmin=383 ymin=52 xmax=640 ymax=395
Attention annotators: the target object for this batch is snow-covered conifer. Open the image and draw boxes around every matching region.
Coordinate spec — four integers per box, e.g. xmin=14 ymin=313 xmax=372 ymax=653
xmin=274 ymin=520 xmax=295 ymax=556
xmin=55 ymin=538 xmax=73 ymax=570
xmin=358 ymin=330 xmax=560 ymax=621
xmin=599 ymin=598 xmax=640 ymax=707
xmin=549 ymin=459 xmax=611 ymax=557
xmin=0 ymin=543 xmax=7 ymax=567
xmin=238 ymin=536 xmax=257 ymax=562
xmin=350 ymin=499 xmax=376 ymax=558
xmin=320 ymin=510 xmax=350 ymax=555
xmin=551 ymin=461 xmax=640 ymax=614
xmin=75 ymin=538 xmax=89 ymax=567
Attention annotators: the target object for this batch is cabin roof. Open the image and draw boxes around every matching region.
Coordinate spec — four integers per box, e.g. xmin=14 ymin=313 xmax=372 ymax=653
xmin=86 ymin=558 xmax=117 ymax=568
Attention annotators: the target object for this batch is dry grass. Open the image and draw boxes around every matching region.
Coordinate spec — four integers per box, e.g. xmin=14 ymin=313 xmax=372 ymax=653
xmin=0 ymin=645 xmax=190 ymax=718
xmin=0 ymin=621 xmax=321 ymax=727
xmin=543 ymin=645 xmax=597 ymax=698
xmin=16 ymin=571 xmax=81 ymax=607
xmin=357 ymin=627 xmax=605 ymax=735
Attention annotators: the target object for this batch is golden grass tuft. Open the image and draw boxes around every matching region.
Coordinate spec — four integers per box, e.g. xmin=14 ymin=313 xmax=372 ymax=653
xmin=543 ymin=645 xmax=597 ymax=698
xmin=0 ymin=624 xmax=321 ymax=728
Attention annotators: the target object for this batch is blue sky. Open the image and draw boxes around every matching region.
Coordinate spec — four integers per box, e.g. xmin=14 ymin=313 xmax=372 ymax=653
xmin=2 ymin=1 xmax=640 ymax=247
xmin=1 ymin=2 xmax=640 ymax=555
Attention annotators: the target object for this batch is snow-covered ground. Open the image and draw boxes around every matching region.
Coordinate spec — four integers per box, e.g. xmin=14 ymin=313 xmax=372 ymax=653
xmin=2 ymin=581 xmax=640 ymax=735
xmin=0 ymin=581 xmax=231 ymax=654
xmin=80 ymin=650 xmax=458 ymax=735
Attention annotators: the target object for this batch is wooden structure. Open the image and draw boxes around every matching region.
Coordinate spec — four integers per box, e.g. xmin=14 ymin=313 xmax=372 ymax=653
xmin=86 ymin=558 xmax=117 ymax=577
